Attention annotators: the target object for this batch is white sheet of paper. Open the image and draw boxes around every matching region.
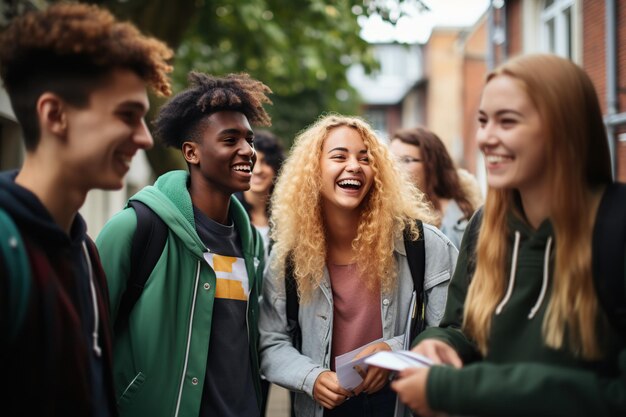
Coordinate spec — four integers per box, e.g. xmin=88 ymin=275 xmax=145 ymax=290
xmin=364 ymin=350 xmax=433 ymax=372
xmin=335 ymin=338 xmax=383 ymax=390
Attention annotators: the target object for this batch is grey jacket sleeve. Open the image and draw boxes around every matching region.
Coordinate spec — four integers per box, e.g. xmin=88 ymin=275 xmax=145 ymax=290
xmin=423 ymin=224 xmax=459 ymax=327
xmin=258 ymin=253 xmax=325 ymax=397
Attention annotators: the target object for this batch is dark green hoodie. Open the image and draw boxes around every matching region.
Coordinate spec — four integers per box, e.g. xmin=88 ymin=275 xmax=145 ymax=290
xmin=415 ymin=209 xmax=626 ymax=417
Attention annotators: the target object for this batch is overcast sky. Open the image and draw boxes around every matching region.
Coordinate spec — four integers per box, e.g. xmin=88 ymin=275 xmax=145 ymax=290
xmin=360 ymin=0 xmax=490 ymax=43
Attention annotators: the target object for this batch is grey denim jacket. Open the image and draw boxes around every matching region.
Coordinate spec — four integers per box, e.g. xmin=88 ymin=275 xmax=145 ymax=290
xmin=259 ymin=224 xmax=458 ymax=417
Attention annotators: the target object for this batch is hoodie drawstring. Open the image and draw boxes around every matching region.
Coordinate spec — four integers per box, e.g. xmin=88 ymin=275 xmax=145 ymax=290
xmin=528 ymin=236 xmax=553 ymax=319
xmin=495 ymin=231 xmax=554 ymax=319
xmin=82 ymin=242 xmax=102 ymax=357
xmin=495 ymin=231 xmax=521 ymax=315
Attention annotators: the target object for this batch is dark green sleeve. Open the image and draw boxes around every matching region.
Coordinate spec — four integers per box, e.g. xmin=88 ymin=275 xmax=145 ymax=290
xmin=427 ymin=349 xmax=626 ymax=417
xmin=420 ymin=214 xmax=626 ymax=417
xmin=95 ymin=208 xmax=137 ymax=323
xmin=413 ymin=210 xmax=482 ymax=363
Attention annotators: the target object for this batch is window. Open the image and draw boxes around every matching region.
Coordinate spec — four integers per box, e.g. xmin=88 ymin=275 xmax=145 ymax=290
xmin=540 ymin=0 xmax=574 ymax=58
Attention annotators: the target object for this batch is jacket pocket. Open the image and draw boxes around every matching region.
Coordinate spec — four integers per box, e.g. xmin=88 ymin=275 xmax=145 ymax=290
xmin=118 ymin=371 xmax=146 ymax=405
xmin=423 ymin=269 xmax=450 ymax=291
xmin=424 ymin=270 xmax=451 ymax=326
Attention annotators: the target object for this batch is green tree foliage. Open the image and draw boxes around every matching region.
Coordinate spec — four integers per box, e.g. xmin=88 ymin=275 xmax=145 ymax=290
xmin=173 ymin=1 xmax=374 ymax=143
xmin=81 ymin=0 xmax=412 ymax=174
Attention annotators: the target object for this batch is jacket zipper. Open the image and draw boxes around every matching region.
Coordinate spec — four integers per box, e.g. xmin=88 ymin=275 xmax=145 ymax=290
xmin=174 ymin=260 xmax=202 ymax=417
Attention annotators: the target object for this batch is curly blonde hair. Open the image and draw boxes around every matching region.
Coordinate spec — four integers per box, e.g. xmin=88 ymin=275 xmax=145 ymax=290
xmin=270 ymin=114 xmax=436 ymax=301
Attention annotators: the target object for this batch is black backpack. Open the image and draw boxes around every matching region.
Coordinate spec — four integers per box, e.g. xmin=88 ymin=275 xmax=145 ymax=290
xmin=465 ymin=182 xmax=626 ymax=335
xmin=113 ymin=200 xmax=168 ymax=335
xmin=284 ymin=220 xmax=427 ymax=351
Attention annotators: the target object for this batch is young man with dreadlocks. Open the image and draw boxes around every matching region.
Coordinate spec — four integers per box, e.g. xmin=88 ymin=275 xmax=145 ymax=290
xmin=96 ymin=71 xmax=272 ymax=417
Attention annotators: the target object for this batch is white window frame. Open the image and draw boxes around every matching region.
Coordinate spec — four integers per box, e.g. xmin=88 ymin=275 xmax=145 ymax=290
xmin=522 ymin=0 xmax=581 ymax=64
xmin=540 ymin=0 xmax=575 ymax=58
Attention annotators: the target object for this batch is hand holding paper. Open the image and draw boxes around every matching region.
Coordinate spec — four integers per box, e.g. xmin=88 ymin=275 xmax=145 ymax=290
xmin=391 ymin=366 xmax=435 ymax=417
xmin=412 ymin=339 xmax=463 ymax=368
xmin=351 ymin=341 xmax=392 ymax=395
xmin=364 ymin=350 xmax=433 ymax=372
xmin=335 ymin=338 xmax=391 ymax=392
xmin=313 ymin=371 xmax=352 ymax=409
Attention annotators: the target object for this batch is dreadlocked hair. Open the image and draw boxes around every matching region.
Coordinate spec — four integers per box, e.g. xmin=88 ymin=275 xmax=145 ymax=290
xmin=154 ymin=71 xmax=272 ymax=148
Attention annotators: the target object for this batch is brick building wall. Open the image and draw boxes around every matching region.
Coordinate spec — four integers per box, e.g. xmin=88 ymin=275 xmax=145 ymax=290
xmin=426 ymin=29 xmax=464 ymax=152
xmin=462 ymin=18 xmax=488 ymax=174
xmin=583 ymin=0 xmax=626 ymax=182
xmin=617 ymin=0 xmax=626 ymax=113
xmin=583 ymin=1 xmax=607 ymax=113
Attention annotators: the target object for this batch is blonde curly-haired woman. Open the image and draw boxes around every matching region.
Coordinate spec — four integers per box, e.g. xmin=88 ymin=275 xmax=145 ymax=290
xmin=259 ymin=114 xmax=458 ymax=417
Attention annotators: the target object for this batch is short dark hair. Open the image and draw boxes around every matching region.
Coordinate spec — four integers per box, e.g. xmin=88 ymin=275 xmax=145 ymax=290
xmin=154 ymin=72 xmax=272 ymax=149
xmin=253 ymin=130 xmax=285 ymax=175
xmin=0 ymin=3 xmax=173 ymax=150
xmin=392 ymin=126 xmax=475 ymax=220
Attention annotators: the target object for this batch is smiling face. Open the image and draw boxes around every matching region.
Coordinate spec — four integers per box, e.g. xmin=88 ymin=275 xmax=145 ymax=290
xmin=477 ymin=75 xmax=549 ymax=197
xmin=319 ymin=126 xmax=374 ymax=214
xmin=61 ymin=68 xmax=152 ymax=190
xmin=249 ymin=150 xmax=276 ymax=194
xmin=389 ymin=139 xmax=425 ymax=192
xmin=185 ymin=110 xmax=256 ymax=196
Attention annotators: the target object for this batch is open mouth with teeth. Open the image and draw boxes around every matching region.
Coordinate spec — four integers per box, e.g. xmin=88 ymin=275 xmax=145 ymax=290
xmin=337 ymin=179 xmax=362 ymax=190
xmin=233 ymin=164 xmax=251 ymax=173
xmin=485 ymin=155 xmax=513 ymax=164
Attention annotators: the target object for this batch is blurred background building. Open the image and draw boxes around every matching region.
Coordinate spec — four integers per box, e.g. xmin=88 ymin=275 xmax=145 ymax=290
xmin=350 ymin=0 xmax=626 ymax=194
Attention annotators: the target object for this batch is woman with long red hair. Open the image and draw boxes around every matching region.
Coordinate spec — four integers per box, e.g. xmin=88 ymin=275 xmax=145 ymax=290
xmin=392 ymin=54 xmax=626 ymax=417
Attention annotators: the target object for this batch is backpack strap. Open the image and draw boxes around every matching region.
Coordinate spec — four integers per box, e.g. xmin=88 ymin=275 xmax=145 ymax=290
xmin=0 ymin=209 xmax=31 ymax=341
xmin=284 ymin=221 xmax=429 ymax=349
xmin=114 ymin=200 xmax=168 ymax=335
xmin=465 ymin=208 xmax=484 ymax=282
xmin=404 ymin=220 xmax=426 ymax=342
xmin=592 ymin=183 xmax=626 ymax=334
xmin=284 ymin=252 xmax=302 ymax=351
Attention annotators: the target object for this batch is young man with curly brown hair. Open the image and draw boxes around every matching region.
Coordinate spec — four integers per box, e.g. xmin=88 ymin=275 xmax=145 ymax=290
xmin=96 ymin=72 xmax=272 ymax=417
xmin=0 ymin=3 xmax=172 ymax=417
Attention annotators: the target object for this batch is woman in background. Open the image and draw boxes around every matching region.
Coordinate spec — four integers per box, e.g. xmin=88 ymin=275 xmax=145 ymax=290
xmin=236 ymin=129 xmax=285 ymax=258
xmin=390 ymin=127 xmax=482 ymax=249
xmin=235 ymin=129 xmax=285 ymax=416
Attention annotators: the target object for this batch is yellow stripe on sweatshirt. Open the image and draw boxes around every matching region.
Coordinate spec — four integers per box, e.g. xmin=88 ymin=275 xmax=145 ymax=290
xmin=203 ymin=253 xmax=250 ymax=301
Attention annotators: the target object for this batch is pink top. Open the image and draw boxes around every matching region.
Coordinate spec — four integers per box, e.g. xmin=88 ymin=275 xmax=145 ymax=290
xmin=328 ymin=263 xmax=382 ymax=370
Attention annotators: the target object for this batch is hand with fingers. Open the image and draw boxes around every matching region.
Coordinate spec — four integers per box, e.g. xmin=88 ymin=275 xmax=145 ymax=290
xmin=391 ymin=367 xmax=448 ymax=417
xmin=411 ymin=339 xmax=463 ymax=368
xmin=313 ymin=371 xmax=353 ymax=409
xmin=351 ymin=341 xmax=392 ymax=396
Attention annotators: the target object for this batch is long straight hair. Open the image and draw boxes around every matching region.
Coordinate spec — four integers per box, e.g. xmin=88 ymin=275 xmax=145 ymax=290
xmin=463 ymin=54 xmax=612 ymax=359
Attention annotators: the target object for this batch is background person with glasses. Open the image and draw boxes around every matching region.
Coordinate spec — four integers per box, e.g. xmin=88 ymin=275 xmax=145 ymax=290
xmin=390 ymin=126 xmax=482 ymax=249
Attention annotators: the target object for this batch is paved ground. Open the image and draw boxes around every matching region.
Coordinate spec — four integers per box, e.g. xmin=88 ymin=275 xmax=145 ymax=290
xmin=265 ymin=384 xmax=290 ymax=417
